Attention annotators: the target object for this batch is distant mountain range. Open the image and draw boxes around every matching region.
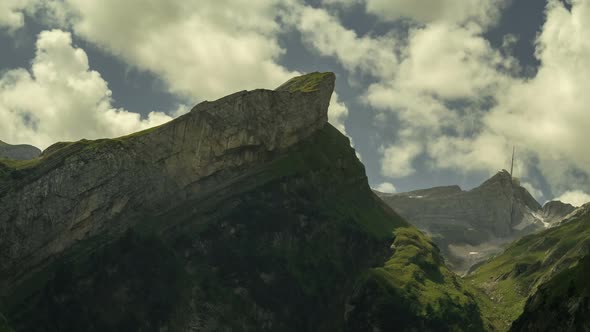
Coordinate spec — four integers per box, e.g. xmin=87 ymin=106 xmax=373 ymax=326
xmin=0 ymin=140 xmax=40 ymax=160
xmin=376 ymin=171 xmax=575 ymax=273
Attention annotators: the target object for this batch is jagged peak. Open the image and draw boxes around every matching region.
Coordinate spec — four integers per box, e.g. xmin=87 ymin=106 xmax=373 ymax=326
xmin=26 ymin=72 xmax=336 ymax=174
xmin=542 ymin=200 xmax=575 ymax=210
xmin=470 ymin=170 xmax=541 ymax=209
xmin=472 ymin=170 xmax=513 ymax=192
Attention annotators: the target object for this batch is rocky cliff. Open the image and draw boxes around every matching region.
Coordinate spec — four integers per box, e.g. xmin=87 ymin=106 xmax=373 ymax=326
xmin=376 ymin=171 xmax=573 ymax=273
xmin=0 ymin=141 xmax=40 ymax=160
xmin=0 ymin=72 xmax=487 ymax=331
xmin=0 ymin=73 xmax=333 ymax=281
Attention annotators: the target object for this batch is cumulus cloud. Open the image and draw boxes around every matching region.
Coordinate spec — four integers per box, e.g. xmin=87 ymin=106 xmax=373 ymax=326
xmin=555 ymin=190 xmax=590 ymax=207
xmin=389 ymin=23 xmax=514 ymax=100
xmin=0 ymin=0 xmax=32 ymax=30
xmin=365 ymin=21 xmax=516 ymax=177
xmin=367 ymin=0 xmax=590 ymax=199
xmin=416 ymin=0 xmax=590 ymax=194
xmin=364 ymin=0 xmax=508 ymax=27
xmin=293 ymin=5 xmax=398 ymax=79
xmin=0 ymin=29 xmax=173 ymax=149
xmin=328 ymin=92 xmax=349 ymax=135
xmin=381 ymin=142 xmax=422 ymax=177
xmin=321 ymin=0 xmax=363 ymax=7
xmin=50 ymin=0 xmax=297 ymax=101
xmin=481 ymin=0 xmax=590 ymax=193
xmin=375 ymin=181 xmax=397 ymax=193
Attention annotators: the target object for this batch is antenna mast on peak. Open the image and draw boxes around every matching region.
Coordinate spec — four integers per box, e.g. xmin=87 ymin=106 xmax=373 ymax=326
xmin=510 ymin=146 xmax=515 ymax=178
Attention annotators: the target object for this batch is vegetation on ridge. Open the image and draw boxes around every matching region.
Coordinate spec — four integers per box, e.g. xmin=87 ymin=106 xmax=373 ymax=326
xmin=276 ymin=72 xmax=333 ymax=93
xmin=510 ymin=254 xmax=590 ymax=331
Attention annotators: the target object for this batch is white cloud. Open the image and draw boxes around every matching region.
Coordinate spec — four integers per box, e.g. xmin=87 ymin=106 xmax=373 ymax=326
xmin=381 ymin=142 xmax=422 ymax=177
xmin=0 ymin=29 xmax=173 ymax=149
xmin=392 ymin=23 xmax=513 ymax=100
xmin=555 ymin=190 xmax=590 ymax=207
xmin=0 ymin=0 xmax=33 ymax=30
xmin=375 ymin=181 xmax=397 ymax=193
xmin=293 ymin=5 xmax=398 ymax=79
xmin=365 ymin=22 xmax=516 ymax=177
xmin=364 ymin=0 xmax=508 ymax=28
xmin=47 ymin=0 xmax=298 ymax=101
xmin=480 ymin=0 xmax=590 ymax=192
xmin=369 ymin=0 xmax=590 ymax=197
xmin=328 ymin=92 xmax=349 ymax=135
xmin=321 ymin=0 xmax=362 ymax=7
xmin=522 ymin=182 xmax=544 ymax=202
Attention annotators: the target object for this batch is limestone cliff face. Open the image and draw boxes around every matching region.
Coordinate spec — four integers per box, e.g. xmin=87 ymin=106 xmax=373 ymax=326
xmin=0 ymin=141 xmax=41 ymax=160
xmin=0 ymin=72 xmax=335 ymax=285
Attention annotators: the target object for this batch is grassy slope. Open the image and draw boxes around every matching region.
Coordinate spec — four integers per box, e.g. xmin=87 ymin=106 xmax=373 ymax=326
xmin=466 ymin=211 xmax=590 ymax=330
xmin=347 ymin=226 xmax=487 ymax=331
xmin=276 ymin=72 xmax=333 ymax=93
xmin=2 ymin=125 xmax=486 ymax=331
xmin=510 ymin=255 xmax=590 ymax=331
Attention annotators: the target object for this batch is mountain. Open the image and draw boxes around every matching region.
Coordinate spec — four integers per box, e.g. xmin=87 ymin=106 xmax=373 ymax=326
xmin=0 ymin=73 xmax=486 ymax=331
xmin=466 ymin=203 xmax=590 ymax=330
xmin=0 ymin=140 xmax=41 ymax=161
xmin=376 ymin=172 xmax=575 ymax=273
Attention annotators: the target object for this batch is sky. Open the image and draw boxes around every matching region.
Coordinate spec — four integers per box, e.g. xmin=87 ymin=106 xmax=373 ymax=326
xmin=1 ymin=0 xmax=589 ymax=206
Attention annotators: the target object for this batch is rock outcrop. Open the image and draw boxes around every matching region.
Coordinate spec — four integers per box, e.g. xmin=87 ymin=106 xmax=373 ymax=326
xmin=376 ymin=170 xmax=573 ymax=273
xmin=0 ymin=72 xmax=334 ymax=282
xmin=0 ymin=141 xmax=41 ymax=160
xmin=541 ymin=200 xmax=576 ymax=224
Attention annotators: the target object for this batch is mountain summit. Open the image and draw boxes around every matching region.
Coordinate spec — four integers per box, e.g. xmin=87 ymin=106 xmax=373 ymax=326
xmin=376 ymin=170 xmax=574 ymax=272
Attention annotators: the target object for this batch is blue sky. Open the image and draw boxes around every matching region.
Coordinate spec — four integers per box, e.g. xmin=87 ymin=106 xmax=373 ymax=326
xmin=1 ymin=0 xmax=589 ymax=206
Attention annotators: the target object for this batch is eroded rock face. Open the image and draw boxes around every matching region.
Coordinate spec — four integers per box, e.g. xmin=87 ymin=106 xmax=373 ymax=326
xmin=541 ymin=200 xmax=576 ymax=224
xmin=0 ymin=72 xmax=335 ymax=285
xmin=376 ymin=170 xmax=574 ymax=273
xmin=0 ymin=141 xmax=41 ymax=160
